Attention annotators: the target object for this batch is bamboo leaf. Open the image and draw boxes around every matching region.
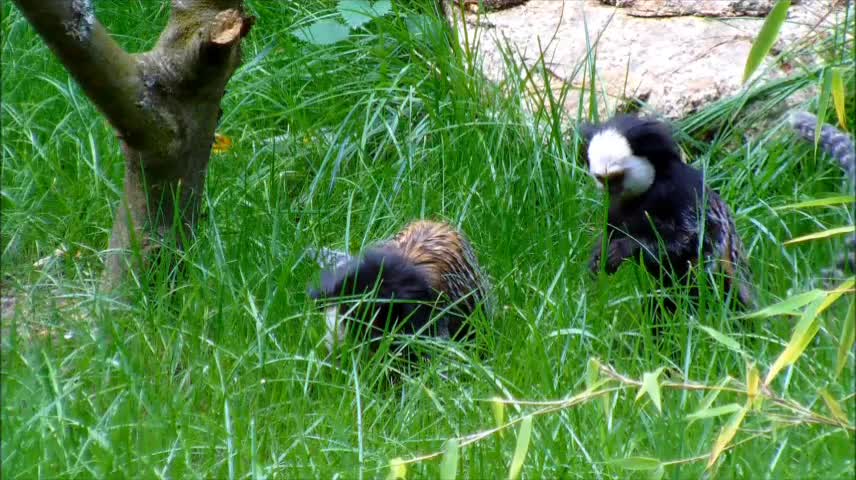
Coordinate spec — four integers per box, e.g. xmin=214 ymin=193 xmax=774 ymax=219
xmin=741 ymin=289 xmax=826 ymax=319
xmin=698 ymin=325 xmax=744 ymax=354
xmin=836 ymin=297 xmax=855 ymax=378
xmin=689 ymin=377 xmax=733 ymax=425
xmin=819 ymin=388 xmax=850 ymax=426
xmin=585 ymin=357 xmax=600 ymax=390
xmin=764 ymin=296 xmax=826 ymax=386
xmin=707 ymin=403 xmax=749 ymax=469
xmin=784 ymin=226 xmax=856 ymax=246
xmin=816 ymin=277 xmax=855 ymax=317
xmin=608 ymin=456 xmax=662 ymax=471
xmin=686 ymin=403 xmax=744 ymax=422
xmin=386 ymin=457 xmax=407 ymax=480
xmin=775 ymin=195 xmax=855 ymax=210
xmin=586 ymin=357 xmax=612 ymax=429
xmin=508 ymin=415 xmax=534 ymax=480
xmin=746 ymin=362 xmax=761 ymax=409
xmin=831 ymin=68 xmax=848 ymax=130
xmin=635 ymin=367 xmax=665 ymax=414
xmin=440 ymin=439 xmax=459 ymax=480
xmin=742 ymin=0 xmax=791 ymax=83
xmin=491 ymin=397 xmax=506 ymax=437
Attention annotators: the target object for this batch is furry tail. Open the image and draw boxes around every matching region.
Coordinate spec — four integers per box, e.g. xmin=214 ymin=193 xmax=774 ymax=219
xmin=304 ymin=247 xmax=353 ymax=270
xmin=788 ymin=111 xmax=855 ymax=181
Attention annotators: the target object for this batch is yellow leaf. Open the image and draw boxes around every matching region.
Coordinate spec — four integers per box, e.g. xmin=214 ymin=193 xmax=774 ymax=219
xmin=815 ymin=277 xmax=855 ymax=317
xmin=707 ymin=403 xmax=749 ymax=469
xmin=386 ymin=457 xmax=407 ymax=480
xmin=213 ymin=133 xmax=234 ymax=154
xmin=836 ymin=297 xmax=855 ymax=378
xmin=491 ymin=397 xmax=506 ymax=437
xmin=831 ymin=68 xmax=848 ymax=131
xmin=746 ymin=362 xmax=761 ymax=409
xmin=819 ymin=389 xmax=850 ymax=427
xmin=764 ymin=296 xmax=826 ymax=386
xmin=784 ymin=226 xmax=855 ymax=246
xmin=635 ymin=367 xmax=665 ymax=414
xmin=508 ymin=415 xmax=533 ymax=480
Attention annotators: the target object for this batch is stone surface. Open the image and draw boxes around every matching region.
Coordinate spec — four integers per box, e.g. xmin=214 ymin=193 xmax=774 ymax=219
xmin=447 ymin=0 xmax=843 ymax=120
xmin=599 ymin=0 xmax=775 ymax=18
xmin=455 ymin=0 xmax=530 ymax=13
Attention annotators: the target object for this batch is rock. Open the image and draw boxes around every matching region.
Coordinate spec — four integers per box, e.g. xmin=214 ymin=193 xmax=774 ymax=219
xmin=453 ymin=0 xmax=530 ymax=13
xmin=446 ymin=0 xmax=842 ymax=120
xmin=599 ymin=0 xmax=774 ymax=18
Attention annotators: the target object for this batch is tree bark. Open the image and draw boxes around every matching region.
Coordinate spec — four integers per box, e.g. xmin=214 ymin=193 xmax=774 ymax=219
xmin=12 ymin=0 xmax=254 ymax=287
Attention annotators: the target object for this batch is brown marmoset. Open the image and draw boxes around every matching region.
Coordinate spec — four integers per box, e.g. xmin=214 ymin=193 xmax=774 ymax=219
xmin=310 ymin=220 xmax=492 ymax=355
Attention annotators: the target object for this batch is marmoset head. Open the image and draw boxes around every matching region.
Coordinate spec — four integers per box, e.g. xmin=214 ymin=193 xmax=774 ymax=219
xmin=580 ymin=115 xmax=682 ymax=199
xmin=310 ymin=247 xmax=436 ymax=352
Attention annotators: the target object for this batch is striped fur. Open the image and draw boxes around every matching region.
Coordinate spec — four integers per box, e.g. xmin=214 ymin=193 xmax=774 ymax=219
xmin=789 ymin=111 xmax=855 ymax=184
xmin=788 ymin=111 xmax=856 ymax=281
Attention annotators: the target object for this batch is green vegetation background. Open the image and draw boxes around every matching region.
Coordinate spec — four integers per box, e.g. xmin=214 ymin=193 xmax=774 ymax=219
xmin=2 ymin=2 xmax=853 ymax=478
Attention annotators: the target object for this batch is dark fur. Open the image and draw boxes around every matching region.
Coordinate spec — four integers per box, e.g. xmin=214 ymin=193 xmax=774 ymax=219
xmin=311 ymin=247 xmax=449 ymax=349
xmin=582 ymin=115 xmax=754 ymax=309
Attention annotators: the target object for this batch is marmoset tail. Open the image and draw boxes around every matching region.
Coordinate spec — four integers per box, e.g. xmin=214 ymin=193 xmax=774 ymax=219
xmin=788 ymin=110 xmax=855 ymax=279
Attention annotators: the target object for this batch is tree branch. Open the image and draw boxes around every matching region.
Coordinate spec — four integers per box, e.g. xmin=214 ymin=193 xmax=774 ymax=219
xmin=12 ymin=0 xmax=163 ymax=150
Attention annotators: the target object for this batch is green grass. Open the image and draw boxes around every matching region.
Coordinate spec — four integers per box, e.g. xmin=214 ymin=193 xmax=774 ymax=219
xmin=2 ymin=1 xmax=854 ymax=478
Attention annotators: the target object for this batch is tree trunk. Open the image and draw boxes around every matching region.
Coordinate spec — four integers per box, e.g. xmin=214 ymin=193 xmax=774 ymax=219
xmin=12 ymin=0 xmax=255 ymax=287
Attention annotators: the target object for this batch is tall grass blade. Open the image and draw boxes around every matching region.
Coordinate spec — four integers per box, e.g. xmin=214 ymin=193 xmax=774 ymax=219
xmin=742 ymin=0 xmax=790 ymax=84
xmin=775 ymin=195 xmax=855 ymax=210
xmin=815 ymin=68 xmax=834 ymax=147
xmin=784 ymin=226 xmax=855 ymax=246
xmin=608 ymin=456 xmax=662 ymax=471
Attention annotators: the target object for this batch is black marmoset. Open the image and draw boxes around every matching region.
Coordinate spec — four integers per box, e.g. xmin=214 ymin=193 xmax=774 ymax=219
xmin=310 ymin=220 xmax=492 ymax=354
xmin=580 ymin=114 xmax=755 ymax=308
